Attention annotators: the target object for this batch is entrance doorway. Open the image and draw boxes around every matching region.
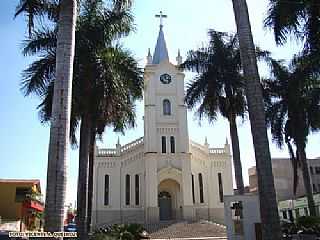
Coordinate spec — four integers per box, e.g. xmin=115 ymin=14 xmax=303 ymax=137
xmin=159 ymin=191 xmax=172 ymax=221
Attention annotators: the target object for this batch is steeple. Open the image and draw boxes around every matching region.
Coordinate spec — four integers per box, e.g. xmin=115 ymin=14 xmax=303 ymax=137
xmin=152 ymin=11 xmax=169 ymax=64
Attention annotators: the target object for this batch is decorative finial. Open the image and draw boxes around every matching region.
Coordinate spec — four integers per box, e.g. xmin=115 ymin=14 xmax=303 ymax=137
xmin=116 ymin=137 xmax=121 ymax=156
xmin=204 ymin=136 xmax=208 ymax=145
xmin=224 ymin=137 xmax=230 ymax=154
xmin=176 ymin=49 xmax=182 ymax=65
xmin=155 ymin=11 xmax=167 ymax=28
xmin=147 ymin=48 xmax=152 ymax=64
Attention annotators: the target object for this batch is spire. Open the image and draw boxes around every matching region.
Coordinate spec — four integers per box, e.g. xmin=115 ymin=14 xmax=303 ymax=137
xmin=152 ymin=11 xmax=169 ymax=64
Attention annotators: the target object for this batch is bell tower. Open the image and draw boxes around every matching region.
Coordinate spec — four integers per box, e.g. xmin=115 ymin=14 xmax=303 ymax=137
xmin=143 ymin=13 xmax=189 ymax=155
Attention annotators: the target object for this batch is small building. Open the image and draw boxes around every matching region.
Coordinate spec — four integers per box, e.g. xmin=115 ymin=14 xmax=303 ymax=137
xmin=0 ymin=179 xmax=44 ymax=231
xmin=278 ymin=193 xmax=320 ymax=221
xmin=248 ymin=157 xmax=320 ymax=202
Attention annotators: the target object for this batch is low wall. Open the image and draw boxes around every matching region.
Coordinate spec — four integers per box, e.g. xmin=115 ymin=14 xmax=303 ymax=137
xmin=209 ymin=208 xmax=225 ymax=224
xmin=194 ymin=207 xmax=225 ymax=224
xmin=92 ymin=209 xmax=145 ymax=229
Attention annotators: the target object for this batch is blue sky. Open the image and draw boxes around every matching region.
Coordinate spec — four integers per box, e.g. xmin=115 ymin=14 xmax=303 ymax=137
xmin=0 ymin=0 xmax=319 ymax=205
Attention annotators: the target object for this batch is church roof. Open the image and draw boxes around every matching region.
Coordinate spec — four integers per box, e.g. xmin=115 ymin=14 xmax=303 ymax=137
xmin=152 ymin=25 xmax=169 ymax=64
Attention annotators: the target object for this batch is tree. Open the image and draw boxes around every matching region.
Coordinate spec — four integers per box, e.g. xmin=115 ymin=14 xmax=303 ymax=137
xmin=17 ymin=1 xmax=142 ymax=238
xmin=72 ymin=2 xmax=141 ymax=238
xmin=180 ymin=30 xmax=246 ymax=194
xmin=231 ymin=0 xmax=282 ymax=238
xmin=263 ymin=58 xmax=320 ymax=216
xmin=15 ymin=0 xmax=77 ymax=233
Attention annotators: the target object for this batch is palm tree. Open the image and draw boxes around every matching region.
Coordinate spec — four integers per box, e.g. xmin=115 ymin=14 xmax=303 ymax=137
xmin=180 ymin=30 xmax=246 ymax=194
xmin=231 ymin=0 xmax=282 ymax=238
xmin=73 ymin=2 xmax=140 ymax=238
xmin=17 ymin=1 xmax=142 ymax=238
xmin=15 ymin=0 xmax=77 ymax=233
xmin=263 ymin=58 xmax=320 ymax=216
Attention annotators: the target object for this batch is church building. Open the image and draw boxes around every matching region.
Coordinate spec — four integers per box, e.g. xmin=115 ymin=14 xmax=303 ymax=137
xmin=92 ymin=17 xmax=233 ymax=228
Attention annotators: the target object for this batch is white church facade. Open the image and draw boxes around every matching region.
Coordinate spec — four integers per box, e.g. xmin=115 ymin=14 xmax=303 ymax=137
xmin=92 ymin=20 xmax=233 ymax=228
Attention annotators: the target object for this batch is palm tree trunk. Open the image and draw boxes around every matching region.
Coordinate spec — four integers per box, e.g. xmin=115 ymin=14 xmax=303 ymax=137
xmin=87 ymin=130 xmax=96 ymax=232
xmin=76 ymin=114 xmax=92 ymax=240
xmin=298 ymin=145 xmax=317 ymax=216
xmin=231 ymin=0 xmax=281 ymax=239
xmin=229 ymin=114 xmax=244 ymax=194
xmin=44 ymin=0 xmax=77 ymax=234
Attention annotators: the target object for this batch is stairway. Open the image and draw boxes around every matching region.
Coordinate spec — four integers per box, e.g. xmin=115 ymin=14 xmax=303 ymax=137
xmin=143 ymin=220 xmax=182 ymax=233
xmin=144 ymin=220 xmax=227 ymax=239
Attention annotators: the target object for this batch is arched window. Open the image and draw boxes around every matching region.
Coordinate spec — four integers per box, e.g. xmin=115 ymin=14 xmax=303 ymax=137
xmin=191 ymin=174 xmax=195 ymax=204
xmin=218 ymin=173 xmax=224 ymax=203
xmin=163 ymin=99 xmax=171 ymax=115
xmin=104 ymin=175 xmax=109 ymax=205
xmin=161 ymin=136 xmax=166 ymax=153
xmin=125 ymin=174 xmax=130 ymax=205
xmin=170 ymin=136 xmax=175 ymax=153
xmin=135 ymin=174 xmax=140 ymax=205
xmin=199 ymin=173 xmax=204 ymax=203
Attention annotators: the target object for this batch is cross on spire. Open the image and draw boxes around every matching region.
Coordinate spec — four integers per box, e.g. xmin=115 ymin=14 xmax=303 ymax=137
xmin=155 ymin=11 xmax=167 ymax=27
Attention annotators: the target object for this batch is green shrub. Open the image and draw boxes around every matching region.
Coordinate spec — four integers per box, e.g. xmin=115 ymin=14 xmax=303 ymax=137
xmin=90 ymin=232 xmax=117 ymax=240
xmin=281 ymin=220 xmax=298 ymax=235
xmin=91 ymin=223 xmax=147 ymax=240
xmin=296 ymin=216 xmax=320 ymax=228
xmin=110 ymin=223 xmax=145 ymax=240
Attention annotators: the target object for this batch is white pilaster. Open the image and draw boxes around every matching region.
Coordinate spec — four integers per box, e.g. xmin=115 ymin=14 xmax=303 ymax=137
xmin=145 ymin=153 xmax=159 ymax=222
xmin=181 ymin=153 xmax=195 ymax=220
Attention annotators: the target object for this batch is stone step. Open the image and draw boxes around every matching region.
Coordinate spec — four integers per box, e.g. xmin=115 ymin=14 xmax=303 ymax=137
xmin=145 ymin=221 xmax=227 ymax=239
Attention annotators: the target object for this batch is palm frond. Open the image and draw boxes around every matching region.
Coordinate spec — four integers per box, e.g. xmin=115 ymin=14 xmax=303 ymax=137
xmin=100 ymin=45 xmax=143 ymax=100
xmin=22 ymin=28 xmax=56 ymax=56
xmin=21 ymin=51 xmax=56 ymax=96
xmin=180 ymin=49 xmax=209 ymax=73
xmin=112 ymin=0 xmax=133 ymax=11
xmin=264 ymin=0 xmax=305 ymax=45
xmin=15 ymin=0 xmax=59 ymax=35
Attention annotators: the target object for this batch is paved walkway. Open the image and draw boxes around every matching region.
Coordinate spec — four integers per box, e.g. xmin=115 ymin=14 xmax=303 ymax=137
xmin=145 ymin=221 xmax=227 ymax=240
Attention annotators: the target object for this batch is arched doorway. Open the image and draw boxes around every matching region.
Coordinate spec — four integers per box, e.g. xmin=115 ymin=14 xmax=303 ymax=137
xmin=158 ymin=191 xmax=172 ymax=220
xmin=158 ymin=179 xmax=182 ymax=221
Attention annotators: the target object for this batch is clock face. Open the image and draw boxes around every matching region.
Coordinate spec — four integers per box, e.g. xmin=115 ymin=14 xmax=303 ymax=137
xmin=160 ymin=73 xmax=172 ymax=84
